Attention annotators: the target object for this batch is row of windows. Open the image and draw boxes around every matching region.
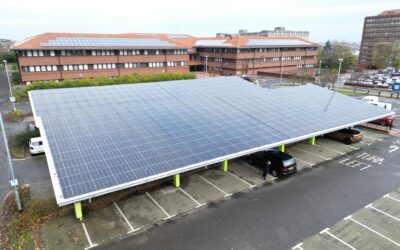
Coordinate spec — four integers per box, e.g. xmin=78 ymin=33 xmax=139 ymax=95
xmin=19 ymin=49 xmax=188 ymax=57
xmin=198 ymin=47 xmax=317 ymax=53
xmin=202 ymin=56 xmax=315 ymax=63
xmin=297 ymin=64 xmax=315 ymax=68
xmin=366 ymin=17 xmax=400 ymax=23
xmin=21 ymin=62 xmax=189 ymax=72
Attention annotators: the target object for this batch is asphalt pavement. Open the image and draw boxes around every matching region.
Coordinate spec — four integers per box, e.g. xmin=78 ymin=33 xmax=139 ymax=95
xmin=98 ymin=136 xmax=400 ymax=250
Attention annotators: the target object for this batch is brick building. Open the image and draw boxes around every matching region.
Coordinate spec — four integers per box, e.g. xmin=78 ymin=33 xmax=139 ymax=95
xmin=359 ymin=9 xmax=400 ymax=68
xmin=12 ymin=33 xmax=318 ymax=84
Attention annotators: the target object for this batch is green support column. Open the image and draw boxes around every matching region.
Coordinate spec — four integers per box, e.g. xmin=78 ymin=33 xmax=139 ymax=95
xmin=278 ymin=145 xmax=285 ymax=152
xmin=173 ymin=174 xmax=180 ymax=187
xmin=74 ymin=202 xmax=83 ymax=221
xmin=221 ymin=160 xmax=228 ymax=172
xmin=309 ymin=136 xmax=316 ymax=145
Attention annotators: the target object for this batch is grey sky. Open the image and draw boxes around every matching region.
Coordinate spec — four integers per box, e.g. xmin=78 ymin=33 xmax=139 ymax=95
xmin=1 ymin=0 xmax=399 ymax=43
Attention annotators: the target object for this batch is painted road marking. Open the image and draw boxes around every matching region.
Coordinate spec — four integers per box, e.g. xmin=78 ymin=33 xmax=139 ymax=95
xmin=366 ymin=203 xmax=400 ymax=222
xmin=113 ymin=202 xmax=141 ymax=234
xmin=362 ymin=134 xmax=384 ymax=141
xmin=312 ymin=143 xmax=346 ymax=155
xmin=82 ymin=222 xmax=98 ymax=250
xmin=320 ymin=228 xmax=357 ymax=250
xmin=384 ymin=194 xmax=400 ymax=203
xmin=344 ymin=215 xmax=400 ymax=247
xmin=292 ymin=242 xmax=304 ymax=250
xmin=389 ymin=145 xmax=399 ymax=153
xmin=360 ymin=165 xmax=373 ymax=171
xmin=178 ymin=187 xmax=206 ymax=208
xmin=198 ymin=175 xmax=232 ymax=197
xmin=294 ymin=157 xmax=315 ymax=167
xmin=145 ymin=192 xmax=175 ymax=220
xmin=242 ymin=162 xmax=262 ymax=174
xmin=320 ymin=139 xmax=359 ymax=150
xmin=226 ymin=170 xmax=256 ymax=188
xmin=293 ymin=146 xmax=331 ymax=160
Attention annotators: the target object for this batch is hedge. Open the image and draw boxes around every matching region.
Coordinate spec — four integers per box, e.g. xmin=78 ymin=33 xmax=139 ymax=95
xmin=18 ymin=72 xmax=196 ymax=97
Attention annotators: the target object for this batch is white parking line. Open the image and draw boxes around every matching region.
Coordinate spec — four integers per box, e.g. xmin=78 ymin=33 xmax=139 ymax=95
xmin=293 ymin=146 xmax=331 ymax=160
xmin=292 ymin=242 xmax=304 ymax=250
xmin=360 ymin=165 xmax=373 ymax=171
xmin=320 ymin=228 xmax=357 ymax=250
xmin=113 ymin=202 xmax=141 ymax=234
xmin=241 ymin=162 xmax=278 ymax=181
xmin=81 ymin=222 xmax=98 ymax=250
xmin=362 ymin=134 xmax=384 ymax=141
xmin=198 ymin=175 xmax=232 ymax=197
xmin=178 ymin=187 xmax=206 ymax=208
xmin=384 ymin=194 xmax=400 ymax=203
xmin=344 ymin=215 xmax=400 ymax=247
xmin=366 ymin=203 xmax=400 ymax=222
xmin=313 ymin=143 xmax=346 ymax=155
xmin=320 ymin=139 xmax=359 ymax=150
xmin=226 ymin=170 xmax=256 ymax=188
xmin=145 ymin=192 xmax=175 ymax=220
xmin=295 ymin=157 xmax=315 ymax=167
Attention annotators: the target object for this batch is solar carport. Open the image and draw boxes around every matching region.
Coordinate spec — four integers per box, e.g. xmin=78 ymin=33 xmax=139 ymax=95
xmin=29 ymin=77 xmax=393 ymax=219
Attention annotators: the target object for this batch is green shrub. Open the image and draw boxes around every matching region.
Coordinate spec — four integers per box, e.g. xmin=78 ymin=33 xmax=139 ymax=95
xmin=12 ymin=129 xmax=40 ymax=148
xmin=7 ymin=109 xmax=24 ymax=122
xmin=19 ymin=72 xmax=196 ymax=97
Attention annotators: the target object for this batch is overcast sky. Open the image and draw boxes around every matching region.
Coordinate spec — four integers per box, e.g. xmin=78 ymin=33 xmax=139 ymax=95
xmin=1 ymin=0 xmax=399 ymax=43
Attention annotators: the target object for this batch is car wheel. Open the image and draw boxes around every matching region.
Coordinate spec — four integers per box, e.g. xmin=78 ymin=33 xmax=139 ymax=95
xmin=344 ymin=138 xmax=352 ymax=145
xmin=270 ymin=169 xmax=278 ymax=177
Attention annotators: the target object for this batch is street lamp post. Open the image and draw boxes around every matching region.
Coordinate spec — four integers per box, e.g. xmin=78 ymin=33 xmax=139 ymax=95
xmin=0 ymin=113 xmax=22 ymax=211
xmin=335 ymin=58 xmax=344 ymax=90
xmin=3 ymin=60 xmax=16 ymax=111
xmin=280 ymin=52 xmax=285 ymax=84
xmin=205 ymin=56 xmax=208 ymax=77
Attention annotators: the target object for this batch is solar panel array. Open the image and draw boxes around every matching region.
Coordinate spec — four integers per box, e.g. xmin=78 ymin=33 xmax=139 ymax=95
xmin=40 ymin=37 xmax=176 ymax=47
xmin=29 ymin=77 xmax=392 ymax=205
xmin=247 ymin=39 xmax=312 ymax=46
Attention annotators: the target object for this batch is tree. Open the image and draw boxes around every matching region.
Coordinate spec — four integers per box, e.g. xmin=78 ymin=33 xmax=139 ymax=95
xmin=319 ymin=68 xmax=338 ymax=87
xmin=371 ymin=42 xmax=393 ymax=69
xmin=240 ymin=63 xmax=249 ymax=75
xmin=318 ymin=41 xmax=357 ymax=72
xmin=12 ymin=72 xmax=21 ymax=84
xmin=0 ymin=51 xmax=17 ymax=63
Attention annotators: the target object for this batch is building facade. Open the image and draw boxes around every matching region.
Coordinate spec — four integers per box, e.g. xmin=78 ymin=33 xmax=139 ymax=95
xmin=13 ymin=33 xmax=318 ymax=84
xmin=359 ymin=9 xmax=400 ymax=68
xmin=216 ymin=27 xmax=310 ymax=39
xmin=0 ymin=38 xmax=15 ymax=51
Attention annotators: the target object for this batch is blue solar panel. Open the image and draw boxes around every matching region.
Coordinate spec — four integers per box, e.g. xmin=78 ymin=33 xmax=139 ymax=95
xmin=247 ymin=39 xmax=312 ymax=46
xmin=29 ymin=77 xmax=393 ymax=205
xmin=40 ymin=37 xmax=176 ymax=47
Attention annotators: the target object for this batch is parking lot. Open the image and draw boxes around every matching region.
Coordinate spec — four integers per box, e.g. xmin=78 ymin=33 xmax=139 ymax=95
xmin=39 ymin=127 xmax=391 ymax=250
xmin=292 ymin=187 xmax=400 ymax=250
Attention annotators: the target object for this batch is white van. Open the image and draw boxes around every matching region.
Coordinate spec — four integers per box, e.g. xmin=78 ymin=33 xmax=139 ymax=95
xmin=361 ymin=96 xmax=379 ymax=103
xmin=29 ymin=137 xmax=44 ymax=155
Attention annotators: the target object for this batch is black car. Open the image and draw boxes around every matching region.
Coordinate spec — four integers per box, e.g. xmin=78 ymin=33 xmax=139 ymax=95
xmin=247 ymin=149 xmax=297 ymax=177
xmin=242 ymin=76 xmax=253 ymax=82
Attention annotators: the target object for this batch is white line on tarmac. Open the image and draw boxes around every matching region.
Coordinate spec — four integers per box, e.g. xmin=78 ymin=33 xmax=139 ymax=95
xmin=384 ymin=194 xmax=400 ymax=203
xmin=81 ymin=222 xmax=98 ymax=250
xmin=362 ymin=134 xmax=384 ymax=141
xmin=178 ymin=187 xmax=206 ymax=208
xmin=113 ymin=202 xmax=141 ymax=234
xmin=242 ymin=162 xmax=262 ymax=174
xmin=226 ymin=170 xmax=256 ymax=188
xmin=292 ymin=242 xmax=304 ymax=250
xmin=344 ymin=215 xmax=400 ymax=247
xmin=313 ymin=143 xmax=346 ymax=155
xmin=198 ymin=175 xmax=232 ymax=197
xmin=293 ymin=146 xmax=331 ymax=160
xmin=320 ymin=139 xmax=359 ymax=150
xmin=146 ymin=192 xmax=175 ymax=220
xmin=294 ymin=157 xmax=315 ymax=167
xmin=320 ymin=228 xmax=357 ymax=250
xmin=366 ymin=204 xmax=400 ymax=222
xmin=360 ymin=165 xmax=374 ymax=171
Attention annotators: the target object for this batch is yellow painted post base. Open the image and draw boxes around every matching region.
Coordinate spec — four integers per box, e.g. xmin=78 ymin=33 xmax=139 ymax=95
xmin=221 ymin=160 xmax=228 ymax=172
xmin=74 ymin=202 xmax=83 ymax=221
xmin=173 ymin=174 xmax=180 ymax=187
xmin=309 ymin=136 xmax=316 ymax=145
xmin=278 ymin=145 xmax=285 ymax=152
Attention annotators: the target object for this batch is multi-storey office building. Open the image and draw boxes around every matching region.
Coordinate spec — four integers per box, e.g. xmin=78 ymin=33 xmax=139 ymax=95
xmin=13 ymin=33 xmax=318 ymax=84
xmin=216 ymin=27 xmax=310 ymax=39
xmin=359 ymin=9 xmax=400 ymax=68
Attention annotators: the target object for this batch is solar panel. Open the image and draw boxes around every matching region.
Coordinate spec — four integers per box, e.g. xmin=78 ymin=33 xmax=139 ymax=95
xmin=29 ymin=77 xmax=393 ymax=205
xmin=40 ymin=37 xmax=176 ymax=47
xmin=167 ymin=34 xmax=189 ymax=39
xmin=247 ymin=39 xmax=312 ymax=46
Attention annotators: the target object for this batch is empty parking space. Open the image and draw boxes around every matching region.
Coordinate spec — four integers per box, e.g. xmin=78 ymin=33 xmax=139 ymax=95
xmin=228 ymin=161 xmax=271 ymax=186
xmin=316 ymin=138 xmax=359 ymax=153
xmin=286 ymin=147 xmax=326 ymax=165
xmin=180 ymin=174 xmax=226 ymax=204
xmin=296 ymin=142 xmax=341 ymax=159
xmin=117 ymin=193 xmax=166 ymax=228
xmin=199 ymin=169 xmax=250 ymax=194
xmin=83 ymin=205 xmax=130 ymax=245
xmin=147 ymin=185 xmax=197 ymax=216
xmin=293 ymin=188 xmax=400 ymax=250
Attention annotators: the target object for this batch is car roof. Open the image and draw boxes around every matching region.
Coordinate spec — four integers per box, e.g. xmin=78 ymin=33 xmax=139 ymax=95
xmin=264 ymin=149 xmax=292 ymax=160
xmin=30 ymin=137 xmax=42 ymax=142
